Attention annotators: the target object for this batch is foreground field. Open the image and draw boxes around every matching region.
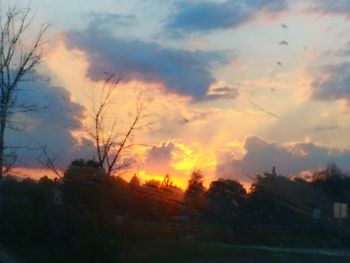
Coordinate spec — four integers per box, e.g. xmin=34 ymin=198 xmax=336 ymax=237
xmin=119 ymin=242 xmax=349 ymax=263
xmin=3 ymin=240 xmax=350 ymax=263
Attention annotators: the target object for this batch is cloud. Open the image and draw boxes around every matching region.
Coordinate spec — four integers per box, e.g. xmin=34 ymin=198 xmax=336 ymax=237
xmin=308 ymin=1 xmax=350 ymax=18
xmin=6 ymin=73 xmax=93 ymax=169
xmin=86 ymin=12 xmax=137 ymax=34
xmin=146 ymin=142 xmax=175 ymax=166
xmin=311 ymin=63 xmax=350 ymax=102
xmin=206 ymin=82 xmax=239 ymax=100
xmin=165 ymin=0 xmax=289 ymax=37
xmin=217 ymin=136 xmax=350 ymax=181
xmin=139 ymin=142 xmax=192 ymax=185
xmin=139 ymin=141 xmax=216 ymax=180
xmin=335 ymin=41 xmax=350 ymax=57
xmin=314 ymin=124 xmax=340 ymax=132
xmin=66 ymin=31 xmax=231 ymax=100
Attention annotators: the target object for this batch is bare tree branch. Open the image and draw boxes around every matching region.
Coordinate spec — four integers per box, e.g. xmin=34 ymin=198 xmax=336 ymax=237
xmin=0 ymin=5 xmax=50 ymax=181
xmin=36 ymin=144 xmax=63 ymax=179
xmin=88 ymin=73 xmax=150 ymax=176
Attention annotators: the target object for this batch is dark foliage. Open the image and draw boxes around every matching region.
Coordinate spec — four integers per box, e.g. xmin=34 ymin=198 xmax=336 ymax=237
xmin=0 ymin=162 xmax=350 ymax=262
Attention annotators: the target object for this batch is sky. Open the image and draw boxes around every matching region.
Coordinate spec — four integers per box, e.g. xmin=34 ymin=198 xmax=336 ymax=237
xmin=6 ymin=0 xmax=350 ymax=188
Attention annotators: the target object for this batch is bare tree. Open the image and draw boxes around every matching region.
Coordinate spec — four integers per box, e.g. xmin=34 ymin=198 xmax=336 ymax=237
xmin=0 ymin=5 xmax=49 ymax=181
xmin=89 ymin=73 xmax=150 ymax=176
xmin=37 ymin=144 xmax=64 ymax=179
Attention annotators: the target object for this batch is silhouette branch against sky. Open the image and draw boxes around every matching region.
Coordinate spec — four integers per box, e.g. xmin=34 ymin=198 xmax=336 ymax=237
xmin=88 ymin=72 xmax=152 ymax=176
xmin=0 ymin=5 xmax=50 ymax=181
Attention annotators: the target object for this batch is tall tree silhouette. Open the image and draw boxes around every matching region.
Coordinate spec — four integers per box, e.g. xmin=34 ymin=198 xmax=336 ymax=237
xmin=184 ymin=170 xmax=206 ymax=210
xmin=206 ymin=178 xmax=246 ymax=221
xmin=0 ymin=5 xmax=49 ymax=181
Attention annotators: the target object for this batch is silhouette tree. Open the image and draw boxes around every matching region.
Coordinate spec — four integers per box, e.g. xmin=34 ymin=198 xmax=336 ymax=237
xmin=64 ymin=159 xmax=105 ymax=182
xmin=161 ymin=174 xmax=173 ymax=188
xmin=129 ymin=174 xmax=141 ymax=189
xmin=250 ymin=167 xmax=326 ymax=226
xmin=250 ymin=166 xmax=285 ymax=195
xmin=184 ymin=170 xmax=206 ymax=210
xmin=0 ymin=5 xmax=49 ymax=181
xmin=88 ymin=73 xmax=151 ymax=176
xmin=311 ymin=162 xmax=350 ymax=202
xmin=37 ymin=145 xmax=64 ymax=179
xmin=206 ymin=178 xmax=246 ymax=221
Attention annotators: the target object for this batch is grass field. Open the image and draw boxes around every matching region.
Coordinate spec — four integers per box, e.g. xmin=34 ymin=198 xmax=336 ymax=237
xmin=3 ymin=240 xmax=350 ymax=263
xmin=118 ymin=241 xmax=350 ymax=263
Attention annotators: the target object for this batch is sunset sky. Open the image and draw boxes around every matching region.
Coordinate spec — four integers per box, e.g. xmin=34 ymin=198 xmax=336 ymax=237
xmin=7 ymin=0 xmax=350 ymax=187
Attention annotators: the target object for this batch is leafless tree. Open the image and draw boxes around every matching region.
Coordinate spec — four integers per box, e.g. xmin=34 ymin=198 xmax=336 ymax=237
xmin=0 ymin=5 xmax=50 ymax=181
xmin=89 ymin=73 xmax=151 ymax=176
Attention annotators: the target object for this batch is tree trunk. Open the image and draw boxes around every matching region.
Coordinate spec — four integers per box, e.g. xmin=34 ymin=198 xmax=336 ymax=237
xmin=0 ymin=114 xmax=6 ymax=182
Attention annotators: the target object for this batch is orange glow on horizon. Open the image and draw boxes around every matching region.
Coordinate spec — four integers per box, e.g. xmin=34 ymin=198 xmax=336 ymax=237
xmin=9 ymin=167 xmax=60 ymax=180
xmin=10 ymin=167 xmax=253 ymax=194
xmin=125 ymin=170 xmax=188 ymax=190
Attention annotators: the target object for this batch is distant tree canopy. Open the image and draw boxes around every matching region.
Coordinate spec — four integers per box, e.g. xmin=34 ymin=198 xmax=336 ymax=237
xmin=311 ymin=163 xmax=350 ymax=202
xmin=65 ymin=159 xmax=104 ymax=173
xmin=205 ymin=178 xmax=247 ymax=222
xmin=63 ymin=159 xmax=106 ymax=183
xmin=2 ymin=163 xmax=350 ymax=260
xmin=207 ymin=178 xmax=246 ymax=205
xmin=246 ymin=164 xmax=350 ymax=225
xmin=70 ymin=159 xmax=101 ymax=169
xmin=250 ymin=166 xmax=289 ymax=197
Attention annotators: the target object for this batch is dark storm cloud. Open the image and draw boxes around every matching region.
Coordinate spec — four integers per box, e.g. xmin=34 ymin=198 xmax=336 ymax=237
xmin=165 ymin=0 xmax=289 ymax=37
xmin=6 ymin=73 xmax=93 ymax=168
xmin=311 ymin=63 xmax=350 ymax=102
xmin=216 ymin=136 xmax=350 ymax=180
xmin=66 ymin=31 xmax=231 ymax=100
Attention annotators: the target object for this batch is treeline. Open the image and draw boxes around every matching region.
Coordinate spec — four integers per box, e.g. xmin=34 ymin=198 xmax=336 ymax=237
xmin=1 ymin=160 xmax=350 ymax=262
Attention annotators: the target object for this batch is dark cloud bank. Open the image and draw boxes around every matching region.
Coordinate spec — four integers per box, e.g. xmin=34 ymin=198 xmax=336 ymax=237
xmin=66 ymin=30 xmax=232 ymax=101
xmin=6 ymin=73 xmax=93 ymax=169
